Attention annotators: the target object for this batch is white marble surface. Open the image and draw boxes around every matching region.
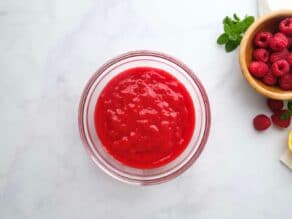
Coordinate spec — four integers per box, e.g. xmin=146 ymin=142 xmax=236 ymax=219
xmin=1 ymin=0 xmax=292 ymax=218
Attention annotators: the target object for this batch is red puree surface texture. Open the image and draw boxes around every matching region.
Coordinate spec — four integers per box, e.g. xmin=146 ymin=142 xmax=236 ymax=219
xmin=94 ymin=67 xmax=195 ymax=169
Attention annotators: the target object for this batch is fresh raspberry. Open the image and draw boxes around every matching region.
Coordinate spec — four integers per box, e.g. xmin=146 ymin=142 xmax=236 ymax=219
xmin=267 ymin=98 xmax=284 ymax=112
xmin=253 ymin=48 xmax=269 ymax=62
xmin=262 ymin=72 xmax=277 ymax=86
xmin=254 ymin=32 xmax=273 ymax=48
xmin=287 ymin=53 xmax=292 ymax=67
xmin=271 ymin=110 xmax=291 ymax=128
xmin=269 ymin=33 xmax=288 ymax=52
xmin=269 ymin=33 xmax=288 ymax=51
xmin=253 ymin=114 xmax=271 ymax=131
xmin=271 ymin=59 xmax=290 ymax=77
xmin=269 ymin=48 xmax=289 ymax=63
xmin=249 ymin=61 xmax=269 ymax=78
xmin=279 ymin=74 xmax=292 ymax=90
xmin=279 ymin=18 xmax=292 ymax=37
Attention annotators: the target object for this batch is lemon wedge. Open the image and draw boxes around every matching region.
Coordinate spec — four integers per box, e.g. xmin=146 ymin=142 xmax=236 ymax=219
xmin=288 ymin=130 xmax=292 ymax=152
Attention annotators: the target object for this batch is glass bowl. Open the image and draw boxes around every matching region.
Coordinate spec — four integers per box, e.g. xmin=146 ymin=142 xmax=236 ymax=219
xmin=78 ymin=50 xmax=211 ymax=185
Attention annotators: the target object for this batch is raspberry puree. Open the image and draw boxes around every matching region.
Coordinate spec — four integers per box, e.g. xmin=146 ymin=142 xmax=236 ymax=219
xmin=94 ymin=67 xmax=195 ymax=169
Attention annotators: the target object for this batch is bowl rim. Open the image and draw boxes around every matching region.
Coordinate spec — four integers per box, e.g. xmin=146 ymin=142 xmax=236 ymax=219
xmin=239 ymin=10 xmax=292 ymax=100
xmin=78 ymin=50 xmax=211 ymax=185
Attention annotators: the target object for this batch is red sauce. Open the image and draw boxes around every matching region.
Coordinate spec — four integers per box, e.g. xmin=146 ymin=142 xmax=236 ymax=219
xmin=94 ymin=67 xmax=195 ymax=169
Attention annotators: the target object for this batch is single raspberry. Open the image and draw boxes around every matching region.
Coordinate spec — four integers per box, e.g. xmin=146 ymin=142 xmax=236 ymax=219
xmin=267 ymin=98 xmax=284 ymax=112
xmin=271 ymin=59 xmax=290 ymax=77
xmin=254 ymin=32 xmax=273 ymax=48
xmin=269 ymin=48 xmax=289 ymax=63
xmin=269 ymin=33 xmax=288 ymax=51
xmin=253 ymin=114 xmax=271 ymax=131
xmin=271 ymin=110 xmax=291 ymax=128
xmin=279 ymin=18 xmax=292 ymax=37
xmin=253 ymin=48 xmax=269 ymax=62
xmin=249 ymin=61 xmax=269 ymax=78
xmin=262 ymin=72 xmax=277 ymax=86
xmin=279 ymin=74 xmax=292 ymax=90
xmin=287 ymin=53 xmax=292 ymax=67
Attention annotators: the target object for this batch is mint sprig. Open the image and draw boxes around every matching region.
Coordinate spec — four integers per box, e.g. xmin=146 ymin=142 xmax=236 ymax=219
xmin=217 ymin=14 xmax=255 ymax=52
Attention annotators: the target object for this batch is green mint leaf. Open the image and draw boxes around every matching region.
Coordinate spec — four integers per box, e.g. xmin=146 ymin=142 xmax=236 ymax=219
xmin=224 ymin=22 xmax=232 ymax=34
xmin=223 ymin=16 xmax=233 ymax=25
xmin=217 ymin=33 xmax=229 ymax=45
xmin=242 ymin=16 xmax=255 ymax=32
xmin=224 ymin=22 xmax=238 ymax=40
xmin=233 ymin=21 xmax=246 ymax=33
xmin=233 ymin=14 xmax=240 ymax=21
xmin=225 ymin=40 xmax=239 ymax=52
xmin=233 ymin=16 xmax=254 ymax=34
xmin=280 ymin=112 xmax=290 ymax=120
xmin=229 ymin=32 xmax=239 ymax=41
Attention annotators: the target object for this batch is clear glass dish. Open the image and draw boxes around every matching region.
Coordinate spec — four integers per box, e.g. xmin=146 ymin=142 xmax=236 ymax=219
xmin=78 ymin=50 xmax=211 ymax=185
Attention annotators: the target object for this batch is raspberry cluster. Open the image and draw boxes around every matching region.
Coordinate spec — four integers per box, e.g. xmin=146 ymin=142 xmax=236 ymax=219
xmin=249 ymin=18 xmax=292 ymax=90
xmin=253 ymin=98 xmax=291 ymax=131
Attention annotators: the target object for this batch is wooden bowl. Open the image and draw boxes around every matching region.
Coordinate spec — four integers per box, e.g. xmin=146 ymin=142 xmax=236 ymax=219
xmin=239 ymin=10 xmax=292 ymax=100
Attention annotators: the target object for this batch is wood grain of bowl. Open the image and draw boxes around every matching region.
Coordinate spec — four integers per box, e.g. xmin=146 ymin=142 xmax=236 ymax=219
xmin=239 ymin=10 xmax=292 ymax=100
